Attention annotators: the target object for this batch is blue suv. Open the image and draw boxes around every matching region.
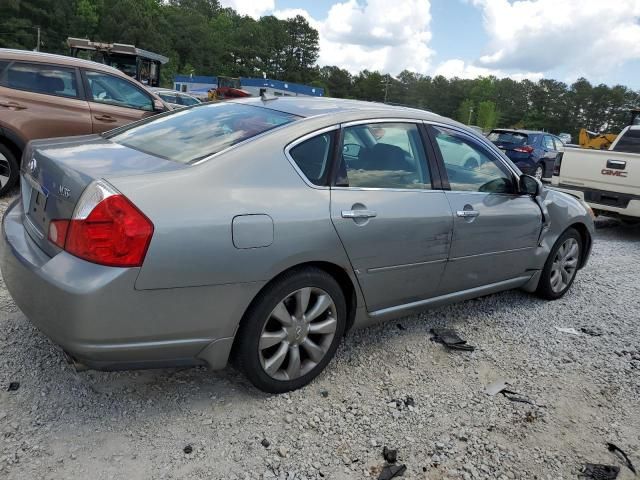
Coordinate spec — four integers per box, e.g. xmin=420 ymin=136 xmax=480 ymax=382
xmin=488 ymin=129 xmax=564 ymax=180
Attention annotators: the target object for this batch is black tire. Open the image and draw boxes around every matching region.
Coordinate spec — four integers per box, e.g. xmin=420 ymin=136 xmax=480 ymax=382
xmin=0 ymin=143 xmax=19 ymax=197
xmin=536 ymin=228 xmax=582 ymax=300
xmin=235 ymin=267 xmax=347 ymax=393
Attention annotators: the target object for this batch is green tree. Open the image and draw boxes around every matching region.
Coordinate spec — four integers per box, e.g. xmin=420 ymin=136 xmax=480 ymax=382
xmin=476 ymin=100 xmax=499 ymax=130
xmin=457 ymin=99 xmax=475 ymax=125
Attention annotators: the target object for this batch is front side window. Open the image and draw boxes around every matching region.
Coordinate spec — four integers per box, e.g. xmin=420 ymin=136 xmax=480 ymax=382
xmin=434 ymin=127 xmax=514 ymax=194
xmin=85 ymin=71 xmax=153 ymax=111
xmin=553 ymin=137 xmax=565 ymax=150
xmin=289 ymin=132 xmax=335 ymax=186
xmin=337 ymin=123 xmax=431 ymax=189
xmin=543 ymin=135 xmax=555 ymax=149
xmin=109 ymin=102 xmax=299 ymax=164
xmin=1 ymin=62 xmax=78 ymax=98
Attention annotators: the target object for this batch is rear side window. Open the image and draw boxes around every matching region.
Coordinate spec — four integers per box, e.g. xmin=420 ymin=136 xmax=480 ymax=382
xmin=0 ymin=62 xmax=78 ymax=98
xmin=85 ymin=71 xmax=153 ymax=111
xmin=109 ymin=102 xmax=299 ymax=164
xmin=178 ymin=94 xmax=199 ymax=106
xmin=158 ymin=92 xmax=177 ymax=104
xmin=487 ymin=131 xmax=528 ymax=146
xmin=612 ymin=129 xmax=640 ymax=154
xmin=0 ymin=60 xmax=8 ymax=76
xmin=337 ymin=123 xmax=431 ymax=189
xmin=289 ymin=132 xmax=335 ymax=186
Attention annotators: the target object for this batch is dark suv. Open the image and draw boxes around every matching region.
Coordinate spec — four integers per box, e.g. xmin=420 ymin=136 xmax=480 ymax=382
xmin=0 ymin=49 xmax=168 ymax=195
xmin=487 ymin=129 xmax=564 ymax=180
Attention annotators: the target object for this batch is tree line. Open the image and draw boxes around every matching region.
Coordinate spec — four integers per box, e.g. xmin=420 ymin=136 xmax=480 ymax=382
xmin=1 ymin=0 xmax=638 ymax=139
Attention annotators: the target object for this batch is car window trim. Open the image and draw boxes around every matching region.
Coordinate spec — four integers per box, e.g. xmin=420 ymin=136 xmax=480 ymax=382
xmin=80 ymin=68 xmax=154 ymax=112
xmin=283 ymin=125 xmax=340 ymax=190
xmin=425 ymin=122 xmax=522 ymax=196
xmin=332 ymin=118 xmax=437 ymax=192
xmin=0 ymin=60 xmax=83 ymax=101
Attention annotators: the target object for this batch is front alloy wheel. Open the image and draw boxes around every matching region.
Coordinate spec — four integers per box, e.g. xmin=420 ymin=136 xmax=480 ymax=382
xmin=549 ymin=238 xmax=579 ymax=293
xmin=537 ymin=228 xmax=582 ymax=300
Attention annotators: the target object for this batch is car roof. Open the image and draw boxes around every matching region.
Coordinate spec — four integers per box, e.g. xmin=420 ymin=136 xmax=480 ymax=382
xmin=0 ymin=48 xmax=125 ymax=76
xmin=228 ymin=96 xmax=446 ymax=121
xmin=490 ymin=128 xmax=551 ymax=136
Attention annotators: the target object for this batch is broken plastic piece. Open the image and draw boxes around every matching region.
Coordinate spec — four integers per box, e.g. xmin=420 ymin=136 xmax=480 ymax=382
xmin=430 ymin=328 xmax=475 ymax=351
xmin=581 ymin=327 xmax=603 ymax=337
xmin=580 ymin=463 xmax=619 ymax=479
xmin=555 ymin=326 xmax=581 ymax=335
xmin=383 ymin=446 xmax=398 ymax=463
xmin=485 ymin=379 xmax=511 ymax=396
xmin=607 ymin=442 xmax=636 ymax=475
xmin=183 ymin=445 xmax=193 ymax=454
xmin=7 ymin=382 xmax=19 ymax=392
xmin=378 ymin=464 xmax=407 ymax=480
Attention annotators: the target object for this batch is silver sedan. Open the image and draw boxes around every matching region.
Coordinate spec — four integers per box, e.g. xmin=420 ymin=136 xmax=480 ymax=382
xmin=1 ymin=98 xmax=594 ymax=392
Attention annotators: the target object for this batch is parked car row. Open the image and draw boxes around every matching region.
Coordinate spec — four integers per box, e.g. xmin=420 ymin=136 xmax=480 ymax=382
xmin=0 ymin=49 xmax=179 ymax=195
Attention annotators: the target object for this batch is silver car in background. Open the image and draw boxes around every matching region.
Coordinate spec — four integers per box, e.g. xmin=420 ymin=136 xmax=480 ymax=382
xmin=1 ymin=98 xmax=594 ymax=393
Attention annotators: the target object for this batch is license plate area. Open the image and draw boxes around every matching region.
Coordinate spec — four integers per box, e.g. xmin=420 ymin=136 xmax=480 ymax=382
xmin=23 ymin=175 xmax=48 ymax=234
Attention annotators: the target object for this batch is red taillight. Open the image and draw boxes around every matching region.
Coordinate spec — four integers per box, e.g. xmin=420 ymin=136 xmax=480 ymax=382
xmin=48 ymin=182 xmax=153 ymax=267
xmin=514 ymin=145 xmax=534 ymax=153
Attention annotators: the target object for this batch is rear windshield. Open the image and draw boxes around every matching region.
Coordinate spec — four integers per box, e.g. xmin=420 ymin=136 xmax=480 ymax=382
xmin=487 ymin=131 xmax=528 ymax=145
xmin=108 ymin=102 xmax=299 ymax=163
xmin=612 ymin=128 xmax=640 ymax=154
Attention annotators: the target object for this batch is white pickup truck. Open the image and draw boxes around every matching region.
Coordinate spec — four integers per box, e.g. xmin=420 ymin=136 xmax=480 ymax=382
xmin=552 ymin=125 xmax=640 ymax=222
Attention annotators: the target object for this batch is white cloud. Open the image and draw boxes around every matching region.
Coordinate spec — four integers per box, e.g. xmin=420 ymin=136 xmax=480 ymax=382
xmin=434 ymin=58 xmax=543 ymax=81
xmin=219 ymin=0 xmax=274 ymax=19
xmin=275 ymin=0 xmax=434 ymax=75
xmin=472 ymin=0 xmax=640 ymax=80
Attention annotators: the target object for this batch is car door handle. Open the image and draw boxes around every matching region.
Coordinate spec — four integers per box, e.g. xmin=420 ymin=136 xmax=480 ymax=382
xmin=606 ymin=159 xmax=626 ymax=170
xmin=342 ymin=209 xmax=377 ymax=219
xmin=0 ymin=101 xmax=27 ymax=110
xmin=94 ymin=114 xmax=117 ymax=122
xmin=456 ymin=210 xmax=480 ymax=218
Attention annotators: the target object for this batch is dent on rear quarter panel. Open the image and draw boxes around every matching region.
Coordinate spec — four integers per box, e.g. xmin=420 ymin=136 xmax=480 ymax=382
xmin=107 ymin=123 xmax=358 ymax=294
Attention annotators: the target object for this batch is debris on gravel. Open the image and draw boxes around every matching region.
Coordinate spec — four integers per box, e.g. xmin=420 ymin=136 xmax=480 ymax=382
xmin=0 ymin=194 xmax=639 ymax=480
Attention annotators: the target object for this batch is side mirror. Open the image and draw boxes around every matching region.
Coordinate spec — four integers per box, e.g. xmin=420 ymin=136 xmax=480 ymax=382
xmin=153 ymin=99 xmax=166 ymax=112
xmin=343 ymin=143 xmax=361 ymax=157
xmin=519 ymin=174 xmax=542 ymax=196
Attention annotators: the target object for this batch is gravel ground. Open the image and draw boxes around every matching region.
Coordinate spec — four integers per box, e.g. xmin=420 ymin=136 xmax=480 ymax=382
xmin=0 ymin=193 xmax=638 ymax=480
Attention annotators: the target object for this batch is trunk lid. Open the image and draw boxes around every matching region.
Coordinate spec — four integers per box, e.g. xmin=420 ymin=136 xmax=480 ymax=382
xmin=21 ymin=134 xmax=186 ymax=257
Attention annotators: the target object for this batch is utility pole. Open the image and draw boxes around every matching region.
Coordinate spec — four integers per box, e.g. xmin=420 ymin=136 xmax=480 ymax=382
xmin=468 ymin=106 xmax=473 ymax=125
xmin=383 ymin=75 xmax=390 ymax=103
xmin=35 ymin=26 xmax=40 ymax=52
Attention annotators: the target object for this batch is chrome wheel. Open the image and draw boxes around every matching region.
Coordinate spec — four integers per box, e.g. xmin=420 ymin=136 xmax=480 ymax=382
xmin=259 ymin=287 xmax=337 ymax=381
xmin=549 ymin=238 xmax=579 ymax=293
xmin=534 ymin=165 xmax=544 ymax=180
xmin=0 ymin=150 xmax=11 ymax=189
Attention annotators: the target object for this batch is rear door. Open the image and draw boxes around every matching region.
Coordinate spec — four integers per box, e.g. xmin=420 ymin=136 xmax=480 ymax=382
xmin=429 ymin=125 xmax=542 ymax=294
xmin=0 ymin=61 xmax=92 ymax=140
xmin=81 ymin=69 xmax=157 ymax=133
xmin=329 ymin=121 xmax=453 ymax=312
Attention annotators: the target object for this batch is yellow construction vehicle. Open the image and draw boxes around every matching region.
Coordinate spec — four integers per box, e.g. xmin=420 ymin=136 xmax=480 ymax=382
xmin=578 ymin=129 xmax=619 ymax=150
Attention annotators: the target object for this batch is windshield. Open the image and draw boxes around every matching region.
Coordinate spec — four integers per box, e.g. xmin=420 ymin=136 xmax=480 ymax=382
xmin=488 ymin=131 xmax=528 ymax=145
xmin=109 ymin=102 xmax=299 ymax=163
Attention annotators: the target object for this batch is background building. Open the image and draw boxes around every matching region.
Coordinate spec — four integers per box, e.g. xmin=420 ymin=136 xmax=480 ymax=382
xmin=173 ymin=75 xmax=324 ymax=98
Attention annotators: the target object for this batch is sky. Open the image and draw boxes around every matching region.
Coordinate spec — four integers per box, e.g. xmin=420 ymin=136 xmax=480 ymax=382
xmin=218 ymin=0 xmax=640 ymax=89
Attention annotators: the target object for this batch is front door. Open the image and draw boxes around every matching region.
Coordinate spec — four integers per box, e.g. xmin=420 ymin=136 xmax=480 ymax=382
xmin=330 ymin=121 xmax=453 ymax=312
xmin=82 ymin=70 xmax=157 ymax=133
xmin=429 ymin=125 xmax=543 ymax=294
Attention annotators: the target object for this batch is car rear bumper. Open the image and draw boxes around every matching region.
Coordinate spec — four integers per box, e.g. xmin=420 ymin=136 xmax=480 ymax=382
xmin=552 ymin=183 xmax=640 ymax=219
xmin=0 ymin=200 xmax=263 ymax=370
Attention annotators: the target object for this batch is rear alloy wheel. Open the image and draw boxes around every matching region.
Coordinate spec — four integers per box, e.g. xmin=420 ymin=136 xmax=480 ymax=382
xmin=534 ymin=164 xmax=544 ymax=180
xmin=537 ymin=228 xmax=582 ymax=300
xmin=236 ymin=268 xmax=346 ymax=393
xmin=0 ymin=144 xmax=19 ymax=197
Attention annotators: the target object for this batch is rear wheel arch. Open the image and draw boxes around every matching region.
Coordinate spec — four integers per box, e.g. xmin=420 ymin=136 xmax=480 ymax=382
xmin=231 ymin=261 xmax=358 ymax=356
